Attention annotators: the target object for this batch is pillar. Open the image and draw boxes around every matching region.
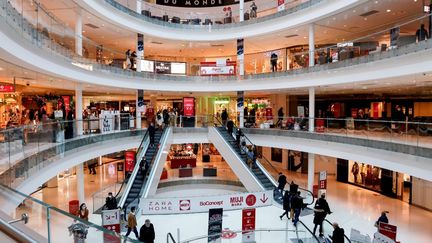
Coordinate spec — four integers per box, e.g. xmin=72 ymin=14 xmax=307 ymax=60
xmin=308 ymin=153 xmax=315 ymax=192
xmin=77 ymin=163 xmax=85 ymax=204
xmin=75 ymin=10 xmax=82 ymax=56
xmin=137 ymin=90 xmax=143 ymax=129
xmin=136 ymin=0 xmax=142 ymax=13
xmin=75 ymin=84 xmax=83 ymax=136
xmin=239 ymin=0 xmax=244 ymax=22
xmin=309 ymin=24 xmax=315 ymax=67
xmin=237 ymin=91 xmax=244 ymax=128
xmin=308 ymin=87 xmax=315 ymax=132
xmin=136 ymin=0 xmax=144 ymax=72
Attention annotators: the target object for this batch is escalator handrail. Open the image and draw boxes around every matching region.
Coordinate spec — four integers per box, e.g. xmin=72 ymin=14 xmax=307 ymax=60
xmin=298 ymin=219 xmax=321 ymax=242
xmin=324 ymin=218 xmax=352 ymax=243
xmin=167 ymin=232 xmax=176 ymax=243
xmin=258 ymin=155 xmax=315 ymax=205
xmin=123 ymin=128 xmax=167 ymax=210
xmin=142 ymin=126 xmax=172 ymax=199
xmin=118 ymin=130 xmax=150 ymax=208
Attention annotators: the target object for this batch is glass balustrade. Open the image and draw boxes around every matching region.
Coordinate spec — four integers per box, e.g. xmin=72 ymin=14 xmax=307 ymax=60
xmin=106 ymin=0 xmax=322 ymax=29
xmin=0 ymin=184 xmax=140 ymax=242
xmin=1 ymin=0 xmax=431 ymax=82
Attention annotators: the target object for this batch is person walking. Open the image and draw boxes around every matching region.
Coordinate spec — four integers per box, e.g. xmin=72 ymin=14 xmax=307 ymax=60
xmin=277 ymin=107 xmax=284 ymax=127
xmin=250 ymin=1 xmax=257 ymax=19
xmin=291 ymin=191 xmax=303 ymax=226
xmin=227 ymin=120 xmax=234 ymax=135
xmin=148 ymin=122 xmax=156 ymax=147
xmin=125 ymin=207 xmax=139 ymax=239
xmin=277 ymin=172 xmax=287 ymax=193
xmin=221 ymin=109 xmax=228 ymax=126
xmin=279 ymin=191 xmax=291 ymax=220
xmin=270 ymin=53 xmax=278 ymax=72
xmin=375 ymin=211 xmax=389 ymax=227
xmin=77 ymin=203 xmax=89 ymax=221
xmin=139 ymin=219 xmax=155 ymax=243
xmin=105 ymin=192 xmax=118 ymax=210
xmin=313 ymin=193 xmax=332 ymax=237
xmin=416 ymin=24 xmax=429 ymax=42
xmin=329 ymin=222 xmax=345 ymax=243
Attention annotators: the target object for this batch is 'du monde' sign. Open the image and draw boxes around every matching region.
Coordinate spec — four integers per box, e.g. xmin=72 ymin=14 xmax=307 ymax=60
xmin=156 ymin=0 xmax=252 ymax=8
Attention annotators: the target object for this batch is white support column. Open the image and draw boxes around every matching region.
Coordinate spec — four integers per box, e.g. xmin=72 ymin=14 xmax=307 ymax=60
xmin=136 ymin=0 xmax=142 ymax=13
xmin=239 ymin=0 xmax=244 ymax=22
xmin=75 ymin=10 xmax=82 ymax=56
xmin=136 ymin=90 xmax=142 ymax=129
xmin=308 ymin=87 xmax=315 ymax=132
xmin=309 ymin=23 xmax=315 ymax=67
xmin=77 ymin=163 xmax=85 ymax=204
xmin=307 ymin=153 xmax=315 ymax=192
xmin=75 ymin=84 xmax=83 ymax=136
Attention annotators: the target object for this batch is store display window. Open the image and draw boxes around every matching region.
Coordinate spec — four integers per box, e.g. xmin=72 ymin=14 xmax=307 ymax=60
xmin=348 ymin=161 xmax=382 ymax=191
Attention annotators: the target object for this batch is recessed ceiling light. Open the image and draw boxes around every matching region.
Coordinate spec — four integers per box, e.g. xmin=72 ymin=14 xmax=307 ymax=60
xmin=386 ymin=9 xmax=391 ymax=12
xmin=0 ymin=67 xmax=3 ymax=71
xmin=82 ymin=30 xmax=86 ymax=33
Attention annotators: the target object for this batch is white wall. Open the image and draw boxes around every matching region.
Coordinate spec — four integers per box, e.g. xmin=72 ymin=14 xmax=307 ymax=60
xmin=412 ymin=177 xmax=432 ymax=211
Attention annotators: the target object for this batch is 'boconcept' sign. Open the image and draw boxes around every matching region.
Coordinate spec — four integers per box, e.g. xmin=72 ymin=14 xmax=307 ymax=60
xmin=156 ymin=0 xmax=252 ymax=8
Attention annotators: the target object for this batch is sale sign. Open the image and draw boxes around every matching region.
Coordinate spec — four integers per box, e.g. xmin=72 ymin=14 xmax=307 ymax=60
xmin=125 ymin=151 xmax=136 ymax=173
xmin=378 ymin=222 xmax=397 ymax=241
xmin=242 ymin=208 xmax=256 ymax=242
xmin=102 ymin=209 xmax=121 ymax=243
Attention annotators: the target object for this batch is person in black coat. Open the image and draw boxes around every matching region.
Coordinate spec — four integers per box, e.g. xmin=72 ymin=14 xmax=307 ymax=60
xmin=139 ymin=219 xmax=155 ymax=243
xmin=221 ymin=109 xmax=228 ymax=126
xmin=105 ymin=192 xmax=117 ymax=210
xmin=291 ymin=191 xmax=303 ymax=226
xmin=277 ymin=172 xmax=287 ymax=192
xmin=227 ymin=120 xmax=234 ymax=135
xmin=148 ymin=123 xmax=156 ymax=147
xmin=279 ymin=191 xmax=291 ymax=220
xmin=313 ymin=193 xmax=332 ymax=237
xmin=329 ymin=222 xmax=345 ymax=243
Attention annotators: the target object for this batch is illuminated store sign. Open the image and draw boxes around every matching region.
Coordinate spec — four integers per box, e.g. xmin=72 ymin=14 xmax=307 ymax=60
xmin=156 ymin=0 xmax=252 ymax=8
xmin=0 ymin=84 xmax=15 ymax=92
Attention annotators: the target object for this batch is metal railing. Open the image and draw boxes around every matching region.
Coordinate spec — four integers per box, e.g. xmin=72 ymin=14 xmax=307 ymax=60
xmin=118 ymin=129 xmax=149 ymax=208
xmin=1 ymin=0 xmax=432 ymax=84
xmin=0 ymin=184 xmax=140 ymax=242
xmin=105 ymin=0 xmax=323 ymax=30
xmin=167 ymin=232 xmax=176 ymax=243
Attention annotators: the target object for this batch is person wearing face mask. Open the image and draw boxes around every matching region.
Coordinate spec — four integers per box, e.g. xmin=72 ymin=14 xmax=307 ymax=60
xmin=105 ymin=192 xmax=118 ymax=210
xmin=77 ymin=203 xmax=89 ymax=221
xmin=139 ymin=219 xmax=155 ymax=243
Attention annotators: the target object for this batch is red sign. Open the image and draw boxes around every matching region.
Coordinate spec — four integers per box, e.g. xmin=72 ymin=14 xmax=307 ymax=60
xmin=378 ymin=222 xmax=397 ymax=241
xmin=62 ymin=96 xmax=71 ymax=114
xmin=124 ymin=151 xmax=136 ymax=173
xmin=265 ymin=108 xmax=273 ymax=120
xmin=221 ymin=228 xmax=237 ymax=239
xmin=315 ymin=119 xmax=325 ymax=133
xmin=102 ymin=209 xmax=121 ymax=243
xmin=0 ymin=84 xmax=15 ymax=92
xmin=245 ymin=194 xmax=256 ymax=206
xmin=242 ymin=208 xmax=256 ymax=232
xmin=183 ymin=97 xmax=195 ymax=117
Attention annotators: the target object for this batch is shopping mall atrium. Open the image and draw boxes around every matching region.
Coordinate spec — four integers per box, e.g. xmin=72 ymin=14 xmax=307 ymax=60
xmin=1 ymin=0 xmax=432 ymax=242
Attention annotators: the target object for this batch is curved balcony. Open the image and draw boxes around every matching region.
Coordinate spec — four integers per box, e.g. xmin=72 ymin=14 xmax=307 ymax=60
xmin=1 ymin=0 xmax=432 ymax=92
xmin=77 ymin=0 xmax=364 ymax=41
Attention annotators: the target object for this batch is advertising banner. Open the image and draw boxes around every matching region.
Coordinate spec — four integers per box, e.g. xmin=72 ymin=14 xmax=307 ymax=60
xmin=156 ymin=0 xmax=252 ymax=8
xmin=102 ymin=209 xmax=121 ymax=243
xmin=207 ymin=208 xmax=223 ymax=243
xmin=99 ymin=111 xmax=116 ymax=133
xmin=155 ymin=61 xmax=172 ymax=74
xmin=319 ymin=171 xmax=327 ymax=189
xmin=242 ymin=208 xmax=256 ymax=242
xmin=183 ymin=97 xmax=195 ymax=117
xmin=378 ymin=222 xmax=397 ymax=241
xmin=237 ymin=91 xmax=244 ymax=110
xmin=136 ymin=34 xmax=144 ymax=72
xmin=137 ymin=90 xmax=145 ymax=112
xmin=140 ymin=191 xmax=272 ymax=215
xmin=62 ymin=96 xmax=71 ymax=114
xmin=0 ymin=84 xmax=15 ymax=92
xmin=200 ymin=61 xmax=236 ymax=76
xmin=277 ymin=0 xmax=285 ymax=11
xmin=125 ymin=151 xmax=136 ymax=173
xmin=237 ymin=38 xmax=244 ymax=75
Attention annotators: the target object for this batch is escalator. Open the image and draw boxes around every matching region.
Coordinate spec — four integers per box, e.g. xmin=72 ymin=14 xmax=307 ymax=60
xmin=213 ymin=118 xmax=314 ymax=206
xmin=118 ymin=128 xmax=163 ymax=212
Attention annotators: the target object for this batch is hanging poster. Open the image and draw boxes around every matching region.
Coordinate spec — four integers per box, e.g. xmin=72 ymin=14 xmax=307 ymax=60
xmin=125 ymin=151 xmax=136 ymax=173
xmin=208 ymin=208 xmax=223 ymax=243
xmin=137 ymin=90 xmax=145 ymax=112
xmin=183 ymin=97 xmax=195 ymax=117
xmin=242 ymin=208 xmax=256 ymax=242
xmin=390 ymin=27 xmax=400 ymax=48
xmin=277 ymin=0 xmax=285 ymax=11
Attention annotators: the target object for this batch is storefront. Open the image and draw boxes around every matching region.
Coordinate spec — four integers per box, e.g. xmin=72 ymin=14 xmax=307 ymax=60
xmin=0 ymin=91 xmax=22 ymax=128
xmin=338 ymin=160 xmax=412 ymax=202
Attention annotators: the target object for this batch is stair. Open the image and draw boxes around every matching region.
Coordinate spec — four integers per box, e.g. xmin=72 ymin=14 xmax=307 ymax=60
xmin=216 ymin=127 xmax=275 ymax=191
xmin=124 ymin=130 xmax=163 ymax=210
